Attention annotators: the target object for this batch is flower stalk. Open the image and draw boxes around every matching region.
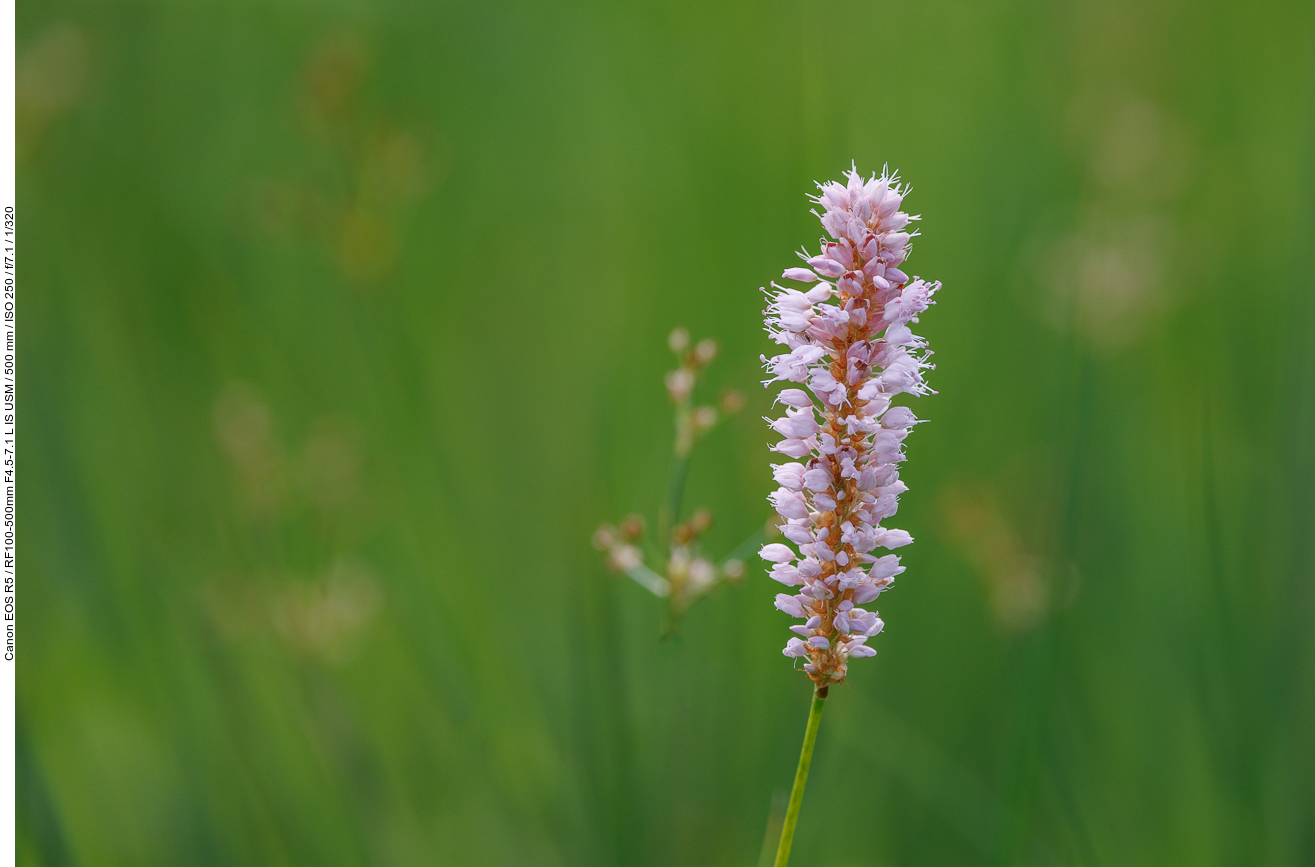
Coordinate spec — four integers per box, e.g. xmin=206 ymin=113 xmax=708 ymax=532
xmin=773 ymin=686 xmax=827 ymax=867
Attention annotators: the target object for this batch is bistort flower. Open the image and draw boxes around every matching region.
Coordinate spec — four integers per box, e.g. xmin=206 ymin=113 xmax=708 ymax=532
xmin=759 ymin=165 xmax=940 ymax=688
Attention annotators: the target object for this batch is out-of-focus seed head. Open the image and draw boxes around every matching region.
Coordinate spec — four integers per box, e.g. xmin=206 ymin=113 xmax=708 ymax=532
xmin=665 ymin=368 xmax=695 ymax=403
xmin=688 ymin=557 xmax=717 ymax=593
xmin=672 ymin=506 xmax=714 ymax=544
xmin=592 ymin=524 xmax=619 ymax=551
xmin=668 ymin=327 xmax=691 ymax=354
xmin=597 ymin=326 xmax=756 ymax=618
xmin=620 ymin=513 xmax=646 ymax=541
xmin=692 ymin=405 xmax=718 ymax=431
xmin=608 ymin=544 xmax=643 ymax=572
xmin=689 ymin=507 xmax=713 ymax=535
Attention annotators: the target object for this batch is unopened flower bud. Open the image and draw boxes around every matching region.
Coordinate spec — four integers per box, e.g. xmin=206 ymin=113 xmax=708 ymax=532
xmin=773 ymin=463 xmax=807 ymax=491
xmin=668 ymin=327 xmax=690 ymax=353
xmin=777 ymin=389 xmax=813 ymax=408
xmin=719 ymin=390 xmax=744 ymax=414
xmin=807 ymin=256 xmax=845 ymax=278
xmin=692 ymin=405 xmax=718 ymax=431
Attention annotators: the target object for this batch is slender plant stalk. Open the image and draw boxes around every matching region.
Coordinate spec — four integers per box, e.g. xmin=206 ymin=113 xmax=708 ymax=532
xmin=662 ymin=451 xmax=690 ymax=539
xmin=774 ymin=686 xmax=828 ymax=867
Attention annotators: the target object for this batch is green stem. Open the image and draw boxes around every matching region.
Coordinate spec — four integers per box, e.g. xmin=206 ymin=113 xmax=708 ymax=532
xmin=664 ymin=452 xmax=690 ymax=533
xmin=774 ymin=686 xmax=828 ymax=867
xmin=657 ymin=405 xmax=691 ymax=549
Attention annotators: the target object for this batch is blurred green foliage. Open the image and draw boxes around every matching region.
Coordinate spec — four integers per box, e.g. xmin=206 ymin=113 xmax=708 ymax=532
xmin=16 ymin=0 xmax=1315 ymax=864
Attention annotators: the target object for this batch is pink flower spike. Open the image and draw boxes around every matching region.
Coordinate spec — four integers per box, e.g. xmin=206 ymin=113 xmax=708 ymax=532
xmin=760 ymin=164 xmax=940 ymax=689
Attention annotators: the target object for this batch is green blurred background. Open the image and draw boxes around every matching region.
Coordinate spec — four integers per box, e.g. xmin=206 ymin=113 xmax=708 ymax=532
xmin=16 ymin=0 xmax=1315 ymax=864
